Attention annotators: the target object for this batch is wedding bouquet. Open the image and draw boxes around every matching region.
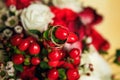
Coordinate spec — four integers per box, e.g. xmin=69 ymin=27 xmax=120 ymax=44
xmin=0 ymin=0 xmax=112 ymax=80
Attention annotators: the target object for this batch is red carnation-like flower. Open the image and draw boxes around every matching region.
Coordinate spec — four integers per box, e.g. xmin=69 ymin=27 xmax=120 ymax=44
xmin=51 ymin=6 xmax=80 ymax=32
xmin=90 ymin=28 xmax=110 ymax=51
xmin=5 ymin=0 xmax=34 ymax=10
xmin=51 ymin=6 xmax=108 ymax=52
xmin=78 ymin=7 xmax=103 ymax=27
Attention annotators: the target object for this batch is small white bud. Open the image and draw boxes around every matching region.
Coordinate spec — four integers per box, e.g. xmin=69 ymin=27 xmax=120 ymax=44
xmin=3 ymin=29 xmax=13 ymax=37
xmin=86 ymin=36 xmax=92 ymax=44
xmin=5 ymin=16 xmax=18 ymax=27
xmin=9 ymin=5 xmax=16 ymax=12
xmin=16 ymin=78 xmax=22 ymax=80
xmin=6 ymin=61 xmax=14 ymax=68
xmin=9 ymin=78 xmax=15 ymax=80
xmin=7 ymin=67 xmax=15 ymax=73
xmin=7 ymin=71 xmax=15 ymax=76
xmin=14 ymin=25 xmax=23 ymax=33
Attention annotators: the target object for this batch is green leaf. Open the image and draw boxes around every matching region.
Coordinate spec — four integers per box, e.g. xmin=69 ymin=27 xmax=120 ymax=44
xmin=24 ymin=57 xmax=30 ymax=65
xmin=1 ymin=14 xmax=7 ymax=21
xmin=99 ymin=50 xmax=108 ymax=55
xmin=0 ymin=71 xmax=6 ymax=77
xmin=41 ymin=48 xmax=48 ymax=55
xmin=14 ymin=48 xmax=21 ymax=54
xmin=9 ymin=11 xmax=15 ymax=16
xmin=43 ymin=30 xmax=50 ymax=40
xmin=114 ymin=59 xmax=120 ymax=65
xmin=0 ymin=25 xmax=5 ymax=31
xmin=116 ymin=49 xmax=120 ymax=57
xmin=58 ymin=68 xmax=67 ymax=80
xmin=29 ymin=29 xmax=41 ymax=37
xmin=11 ymin=46 xmax=25 ymax=54
xmin=113 ymin=49 xmax=120 ymax=65
xmin=40 ymin=61 xmax=49 ymax=70
xmin=4 ymin=56 xmax=10 ymax=62
xmin=14 ymin=64 xmax=23 ymax=72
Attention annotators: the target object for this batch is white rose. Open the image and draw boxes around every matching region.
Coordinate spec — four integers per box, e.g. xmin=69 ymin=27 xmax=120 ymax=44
xmin=52 ymin=0 xmax=82 ymax=13
xmin=80 ymin=45 xmax=112 ymax=80
xmin=21 ymin=3 xmax=54 ymax=32
xmin=80 ymin=75 xmax=101 ymax=80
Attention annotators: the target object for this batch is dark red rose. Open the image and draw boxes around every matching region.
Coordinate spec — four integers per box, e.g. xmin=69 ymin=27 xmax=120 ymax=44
xmin=77 ymin=25 xmax=110 ymax=51
xmin=90 ymin=14 xmax=103 ymax=26
xmin=53 ymin=20 xmax=67 ymax=27
xmin=5 ymin=0 xmax=34 ymax=10
xmin=64 ymin=9 xmax=78 ymax=21
xmin=5 ymin=0 xmax=16 ymax=7
xmin=51 ymin=6 xmax=80 ymax=32
xmin=78 ymin=7 xmax=103 ymax=27
xmin=78 ymin=25 xmax=93 ymax=40
xmin=79 ymin=7 xmax=94 ymax=25
xmin=51 ymin=6 xmax=108 ymax=52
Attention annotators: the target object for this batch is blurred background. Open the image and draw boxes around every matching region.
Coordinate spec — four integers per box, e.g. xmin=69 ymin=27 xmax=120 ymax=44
xmin=81 ymin=0 xmax=120 ymax=79
xmin=0 ymin=0 xmax=120 ymax=79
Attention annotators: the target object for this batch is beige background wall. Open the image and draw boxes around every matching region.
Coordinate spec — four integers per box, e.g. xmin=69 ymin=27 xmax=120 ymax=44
xmin=81 ymin=0 xmax=120 ymax=79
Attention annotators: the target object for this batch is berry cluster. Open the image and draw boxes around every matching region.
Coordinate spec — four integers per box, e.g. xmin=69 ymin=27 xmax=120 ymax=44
xmin=45 ymin=26 xmax=81 ymax=80
xmin=2 ymin=25 xmax=81 ymax=80
xmin=10 ymin=34 xmax=41 ymax=65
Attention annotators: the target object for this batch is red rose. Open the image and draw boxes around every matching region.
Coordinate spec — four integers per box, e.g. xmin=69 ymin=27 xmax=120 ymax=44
xmin=51 ymin=6 xmax=108 ymax=52
xmin=64 ymin=9 xmax=78 ymax=21
xmin=53 ymin=20 xmax=67 ymax=27
xmin=5 ymin=0 xmax=34 ymax=10
xmin=78 ymin=7 xmax=103 ymax=27
xmin=51 ymin=6 xmax=80 ymax=32
xmin=79 ymin=7 xmax=94 ymax=25
xmin=90 ymin=28 xmax=110 ymax=51
xmin=78 ymin=26 xmax=110 ymax=51
xmin=90 ymin=14 xmax=103 ymax=26
xmin=78 ymin=25 xmax=86 ymax=41
xmin=5 ymin=0 xmax=16 ymax=7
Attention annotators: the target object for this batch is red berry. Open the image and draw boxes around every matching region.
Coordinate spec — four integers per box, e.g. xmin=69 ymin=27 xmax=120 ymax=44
xmin=26 ymin=36 xmax=36 ymax=43
xmin=67 ymin=32 xmax=78 ymax=43
xmin=48 ymin=69 xmax=59 ymax=80
xmin=69 ymin=48 xmax=80 ymax=59
xmin=10 ymin=34 xmax=22 ymax=46
xmin=67 ymin=69 xmax=80 ymax=80
xmin=63 ymin=62 xmax=74 ymax=69
xmin=12 ymin=54 xmax=24 ymax=65
xmin=57 ymin=61 xmax=65 ymax=67
xmin=47 ymin=41 xmax=56 ymax=47
xmin=55 ymin=27 xmax=69 ymax=40
xmin=73 ymin=56 xmax=80 ymax=66
xmin=43 ymin=40 xmax=56 ymax=48
xmin=48 ymin=50 xmax=61 ymax=61
xmin=18 ymin=39 xmax=30 ymax=51
xmin=31 ymin=57 xmax=40 ymax=65
xmin=29 ymin=42 xmax=40 ymax=55
xmin=59 ymin=50 xmax=65 ymax=59
xmin=48 ymin=60 xmax=59 ymax=67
